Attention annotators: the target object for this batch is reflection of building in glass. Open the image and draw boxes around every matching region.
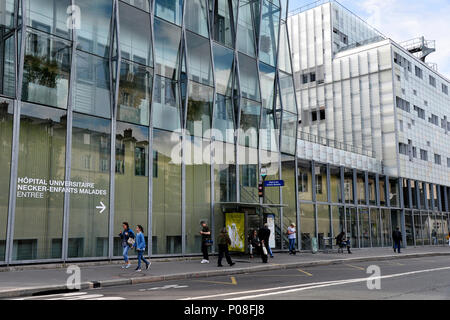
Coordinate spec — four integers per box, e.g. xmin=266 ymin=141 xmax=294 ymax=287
xmin=0 ymin=0 xmax=448 ymax=264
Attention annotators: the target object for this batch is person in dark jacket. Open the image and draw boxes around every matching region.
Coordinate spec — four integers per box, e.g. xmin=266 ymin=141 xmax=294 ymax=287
xmin=217 ymin=228 xmax=235 ymax=267
xmin=392 ymin=227 xmax=402 ymax=253
xmin=119 ymin=222 xmax=135 ymax=268
xmin=335 ymin=231 xmax=352 ymax=254
xmin=200 ymin=221 xmax=211 ymax=264
xmin=258 ymin=223 xmax=273 ymax=258
xmin=248 ymin=230 xmax=260 ymax=258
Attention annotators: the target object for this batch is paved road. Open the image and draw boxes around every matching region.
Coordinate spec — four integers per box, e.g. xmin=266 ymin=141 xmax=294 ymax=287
xmin=12 ymin=256 xmax=450 ymax=300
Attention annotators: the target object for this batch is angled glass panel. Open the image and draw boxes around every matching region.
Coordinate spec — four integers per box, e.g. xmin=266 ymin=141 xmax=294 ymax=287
xmin=237 ymin=0 xmax=256 ymax=57
xmin=119 ymin=1 xmax=152 ymax=67
xmin=14 ymin=104 xmax=66 ymax=261
xmin=153 ymin=75 xmax=181 ymax=131
xmin=187 ymin=82 xmax=213 ymax=138
xmin=69 ymin=113 xmax=111 ymax=258
xmin=73 ymin=51 xmax=111 ymax=118
xmin=259 ymin=62 xmax=277 ymax=151
xmin=279 ymin=0 xmax=287 ymax=21
xmin=185 ymin=0 xmax=209 ymax=38
xmin=279 ymin=71 xmax=297 ymax=113
xmin=213 ymin=94 xmax=234 ymax=144
xmin=212 ymin=0 xmax=234 ymax=48
xmin=278 ymin=22 xmax=292 ymax=73
xmin=0 ymin=31 xmax=16 ymax=97
xmin=118 ymin=60 xmax=152 ymax=126
xmin=0 ymin=0 xmax=15 ymax=30
xmin=26 ymin=0 xmax=71 ymax=39
xmin=238 ymin=53 xmax=260 ymax=102
xmin=259 ymin=0 xmax=280 ymax=66
xmin=280 ymin=111 xmax=297 ymax=155
xmin=155 ymin=0 xmax=183 ymax=26
xmin=22 ymin=30 xmax=71 ymax=109
xmin=212 ymin=43 xmax=234 ymax=96
xmin=185 ymin=31 xmax=213 ymax=87
xmin=0 ymin=98 xmax=13 ymax=261
xmin=74 ymin=0 xmax=113 ymax=57
xmin=120 ymin=0 xmax=150 ymax=11
xmin=153 ymin=17 xmax=181 ymax=79
xmin=239 ymin=98 xmax=260 ymax=148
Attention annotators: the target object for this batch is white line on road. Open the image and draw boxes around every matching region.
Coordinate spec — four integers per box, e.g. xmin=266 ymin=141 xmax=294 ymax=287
xmin=180 ymin=266 xmax=450 ymax=300
xmin=227 ymin=266 xmax=450 ymax=300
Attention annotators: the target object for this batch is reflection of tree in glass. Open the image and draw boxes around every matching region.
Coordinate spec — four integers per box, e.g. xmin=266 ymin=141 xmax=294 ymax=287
xmin=24 ymin=55 xmax=59 ymax=88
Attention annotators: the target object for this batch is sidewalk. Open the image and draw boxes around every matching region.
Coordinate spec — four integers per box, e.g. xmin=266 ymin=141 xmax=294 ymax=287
xmin=0 ymin=246 xmax=449 ymax=298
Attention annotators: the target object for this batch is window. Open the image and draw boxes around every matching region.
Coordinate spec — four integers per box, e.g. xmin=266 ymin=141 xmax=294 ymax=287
xmin=443 ymin=84 xmax=448 ymax=95
xmin=320 ymin=109 xmax=326 ymax=120
xmin=399 ymin=142 xmax=408 ymax=155
xmin=415 ymin=66 xmax=423 ymax=79
xmin=420 ymin=149 xmax=428 ymax=161
xmin=428 ymin=114 xmax=439 ymax=126
xmin=135 ymin=147 xmax=147 ymax=176
xmin=311 ymin=111 xmax=318 ymax=122
xmin=399 ymin=120 xmax=403 ymax=132
xmin=152 ymin=150 xmax=158 ymax=178
xmin=310 ymin=72 xmax=316 ymax=82
xmin=242 ymin=165 xmax=257 ymax=187
xmin=414 ymin=105 xmax=425 ymax=119
xmin=396 ymin=96 xmax=410 ymax=112
xmin=298 ymin=172 xmax=308 ymax=193
xmin=413 ymin=89 xmax=417 ymax=96
xmin=447 ymin=158 xmax=450 ymax=168
xmin=429 ymin=75 xmax=436 ymax=87
xmin=412 ymin=146 xmax=417 ymax=158
xmin=434 ymin=154 xmax=441 ymax=165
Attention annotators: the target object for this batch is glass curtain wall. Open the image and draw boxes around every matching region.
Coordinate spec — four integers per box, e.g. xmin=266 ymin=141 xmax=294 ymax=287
xmin=0 ymin=0 xmax=15 ymax=97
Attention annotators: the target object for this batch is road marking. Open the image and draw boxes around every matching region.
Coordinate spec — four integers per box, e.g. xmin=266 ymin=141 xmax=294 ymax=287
xmin=297 ymin=268 xmax=313 ymax=276
xmin=227 ymin=266 xmax=450 ymax=300
xmin=194 ymin=276 xmax=237 ymax=286
xmin=139 ymin=284 xmax=189 ymax=292
xmin=14 ymin=292 xmax=124 ymax=301
xmin=345 ymin=264 xmax=365 ymax=271
xmin=181 ymin=266 xmax=450 ymax=300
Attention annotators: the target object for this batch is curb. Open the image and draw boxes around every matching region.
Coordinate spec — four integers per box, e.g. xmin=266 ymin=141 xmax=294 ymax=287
xmin=2 ymin=251 xmax=449 ymax=299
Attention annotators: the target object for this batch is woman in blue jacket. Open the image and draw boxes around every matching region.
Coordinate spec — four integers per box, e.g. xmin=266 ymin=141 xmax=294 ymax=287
xmin=134 ymin=225 xmax=150 ymax=272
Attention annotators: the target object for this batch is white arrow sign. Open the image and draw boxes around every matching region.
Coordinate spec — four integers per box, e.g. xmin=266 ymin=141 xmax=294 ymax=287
xmin=96 ymin=201 xmax=106 ymax=213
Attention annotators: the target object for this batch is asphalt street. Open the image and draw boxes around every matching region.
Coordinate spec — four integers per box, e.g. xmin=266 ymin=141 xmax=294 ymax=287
xmin=12 ymin=255 xmax=450 ymax=300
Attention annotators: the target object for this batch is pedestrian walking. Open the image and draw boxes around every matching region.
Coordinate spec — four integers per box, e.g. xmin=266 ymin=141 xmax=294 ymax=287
xmin=432 ymin=229 xmax=438 ymax=245
xmin=134 ymin=225 xmax=150 ymax=272
xmin=446 ymin=232 xmax=450 ymax=247
xmin=392 ymin=227 xmax=402 ymax=253
xmin=287 ymin=223 xmax=297 ymax=255
xmin=258 ymin=223 xmax=274 ymax=258
xmin=119 ymin=222 xmax=135 ymax=269
xmin=248 ymin=230 xmax=260 ymax=259
xmin=217 ymin=228 xmax=236 ymax=267
xmin=200 ymin=221 xmax=211 ymax=264
xmin=335 ymin=231 xmax=352 ymax=254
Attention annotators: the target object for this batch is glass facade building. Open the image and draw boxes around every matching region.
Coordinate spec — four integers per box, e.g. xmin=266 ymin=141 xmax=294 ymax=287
xmin=0 ymin=0 xmax=449 ymax=265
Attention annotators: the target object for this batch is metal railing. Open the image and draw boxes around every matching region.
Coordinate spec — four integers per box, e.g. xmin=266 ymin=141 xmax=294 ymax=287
xmin=297 ymin=130 xmax=376 ymax=158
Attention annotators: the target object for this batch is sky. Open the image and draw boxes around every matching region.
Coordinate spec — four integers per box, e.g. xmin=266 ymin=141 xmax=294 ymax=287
xmin=288 ymin=0 xmax=450 ymax=79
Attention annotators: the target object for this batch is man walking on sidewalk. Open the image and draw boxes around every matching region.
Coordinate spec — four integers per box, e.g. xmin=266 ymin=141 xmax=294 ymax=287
xmin=217 ymin=228 xmax=235 ymax=267
xmin=258 ymin=223 xmax=273 ymax=258
xmin=200 ymin=221 xmax=211 ymax=264
xmin=392 ymin=227 xmax=402 ymax=253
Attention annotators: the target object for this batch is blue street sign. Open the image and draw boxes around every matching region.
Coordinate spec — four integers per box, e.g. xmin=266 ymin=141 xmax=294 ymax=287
xmin=264 ymin=180 xmax=284 ymax=187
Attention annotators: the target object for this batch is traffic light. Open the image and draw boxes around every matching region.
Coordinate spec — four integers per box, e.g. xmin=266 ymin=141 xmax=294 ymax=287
xmin=258 ymin=182 xmax=264 ymax=198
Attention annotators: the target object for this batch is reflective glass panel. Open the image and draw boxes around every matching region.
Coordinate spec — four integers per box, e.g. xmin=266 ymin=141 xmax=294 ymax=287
xmin=213 ymin=141 xmax=236 ymax=202
xmin=186 ymin=137 xmax=210 ymax=253
xmin=74 ymin=0 xmax=113 ymax=57
xmin=0 ymin=0 xmax=15 ymax=30
xmin=237 ymin=0 xmax=256 ymax=57
xmin=317 ymin=205 xmax=331 ymax=249
xmin=69 ymin=113 xmax=111 ymax=258
xmin=330 ymin=166 xmax=341 ymax=203
xmin=239 ymin=98 xmax=260 ymax=148
xmin=14 ymin=103 xmax=66 ymax=260
xmin=315 ymin=163 xmax=328 ymax=202
xmin=113 ymin=122 xmax=149 ymax=256
xmin=152 ymin=75 xmax=181 ymax=131
xmin=238 ymin=53 xmax=260 ymax=101
xmin=212 ymin=0 xmax=234 ymax=48
xmin=297 ymin=160 xmax=312 ymax=201
xmin=0 ymin=98 xmax=13 ymax=261
xmin=344 ymin=169 xmax=354 ymax=203
xmin=22 ymin=30 xmax=71 ymax=109
xmin=300 ymin=204 xmax=315 ymax=250
xmin=281 ymin=154 xmax=297 ymax=246
xmin=238 ymin=145 xmax=258 ymax=202
xmin=370 ymin=209 xmax=381 ymax=247
xmin=154 ymin=17 xmax=181 ymax=79
xmin=119 ymin=1 xmax=152 ymax=66
xmin=357 ymin=171 xmax=366 ymax=204
xmin=359 ymin=208 xmax=370 ymax=247
xmin=277 ymin=22 xmax=292 ymax=73
xmin=279 ymin=71 xmax=297 ymax=113
xmin=280 ymin=111 xmax=296 ymax=154
xmin=185 ymin=31 xmax=213 ymax=86
xmin=185 ymin=0 xmax=209 ymax=37
xmin=212 ymin=43 xmax=234 ymax=96
xmin=212 ymin=94 xmax=234 ymax=143
xmin=259 ymin=0 xmax=279 ymax=66
xmin=118 ymin=60 xmax=152 ymax=126
xmin=187 ymin=82 xmax=213 ymax=138
xmin=26 ymin=0 xmax=71 ymax=39
xmin=155 ymin=0 xmax=183 ymax=25
xmin=73 ymin=51 xmax=111 ymax=118
xmin=0 ymin=31 xmax=15 ymax=97
xmin=152 ymin=129 xmax=182 ymax=254
xmin=121 ymin=0 xmax=150 ymax=11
